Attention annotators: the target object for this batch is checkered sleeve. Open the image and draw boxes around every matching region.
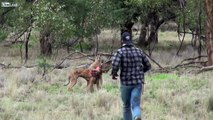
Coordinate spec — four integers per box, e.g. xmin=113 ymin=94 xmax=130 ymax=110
xmin=111 ymin=50 xmax=122 ymax=76
xmin=141 ymin=51 xmax=151 ymax=72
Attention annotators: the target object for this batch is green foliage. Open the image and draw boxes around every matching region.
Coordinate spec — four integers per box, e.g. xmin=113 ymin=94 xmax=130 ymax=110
xmin=34 ymin=0 xmax=74 ymax=39
xmin=74 ymin=42 xmax=93 ymax=51
xmin=103 ymin=83 xmax=119 ymax=94
xmin=2 ymin=1 xmax=32 ymax=31
xmin=176 ymin=0 xmax=206 ymax=32
xmin=46 ymin=84 xmax=60 ymax=94
xmin=127 ymin=0 xmax=178 ymax=22
xmin=0 ymin=0 xmax=209 ymax=57
xmin=37 ymin=58 xmax=52 ymax=68
xmin=32 ymin=0 xmax=121 ymax=52
xmin=72 ymin=86 xmax=84 ymax=93
xmin=149 ymin=73 xmax=179 ymax=81
xmin=130 ymin=0 xmax=171 ymax=9
xmin=37 ymin=57 xmax=52 ymax=76
xmin=45 ymin=84 xmax=68 ymax=94
xmin=146 ymin=73 xmax=180 ymax=99
xmin=56 ymin=0 xmax=119 ymax=37
xmin=11 ymin=42 xmax=22 ymax=48
xmin=29 ymin=30 xmax=39 ymax=45
xmin=0 ymin=31 xmax=8 ymax=41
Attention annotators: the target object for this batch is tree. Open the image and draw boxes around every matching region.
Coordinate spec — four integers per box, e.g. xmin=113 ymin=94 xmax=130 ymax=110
xmin=109 ymin=0 xmax=180 ymax=48
xmin=136 ymin=0 xmax=182 ymax=48
xmin=0 ymin=0 xmax=35 ymax=62
xmin=175 ymin=0 xmax=206 ymax=56
xmin=56 ymin=0 xmax=118 ymax=53
xmin=205 ymin=0 xmax=213 ymax=65
xmin=35 ymin=0 xmax=118 ymax=55
xmin=34 ymin=0 xmax=63 ymax=56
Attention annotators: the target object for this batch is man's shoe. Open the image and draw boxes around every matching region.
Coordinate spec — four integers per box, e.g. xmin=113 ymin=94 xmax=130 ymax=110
xmin=135 ymin=116 xmax=141 ymax=120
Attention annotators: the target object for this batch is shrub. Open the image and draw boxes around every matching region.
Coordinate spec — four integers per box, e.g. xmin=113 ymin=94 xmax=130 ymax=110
xmin=74 ymin=42 xmax=93 ymax=51
xmin=0 ymin=31 xmax=8 ymax=42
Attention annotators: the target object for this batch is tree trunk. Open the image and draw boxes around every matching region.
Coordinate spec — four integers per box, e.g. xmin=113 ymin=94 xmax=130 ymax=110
xmin=0 ymin=9 xmax=14 ymax=27
xmin=205 ymin=0 xmax=213 ymax=65
xmin=79 ymin=40 xmax=83 ymax=52
xmin=24 ymin=26 xmax=32 ymax=63
xmin=25 ymin=7 xmax=33 ymax=63
xmin=138 ymin=24 xmax=148 ymax=46
xmin=95 ymin=33 xmax=99 ymax=56
xmin=40 ymin=27 xmax=53 ymax=56
xmin=138 ymin=12 xmax=160 ymax=47
xmin=138 ymin=24 xmax=159 ymax=47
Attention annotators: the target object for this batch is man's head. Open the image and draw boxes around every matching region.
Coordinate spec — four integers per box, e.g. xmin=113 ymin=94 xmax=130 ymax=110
xmin=121 ymin=32 xmax=132 ymax=45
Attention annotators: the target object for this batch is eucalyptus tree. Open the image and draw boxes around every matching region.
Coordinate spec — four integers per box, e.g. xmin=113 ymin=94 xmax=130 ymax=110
xmin=0 ymin=0 xmax=36 ymax=62
xmin=55 ymin=0 xmax=119 ymax=53
xmin=205 ymin=0 xmax=213 ymax=65
xmin=135 ymin=0 xmax=179 ymax=47
xmin=114 ymin=0 xmax=207 ymax=55
xmin=175 ymin=0 xmax=206 ymax=56
xmin=34 ymin=0 xmax=119 ymax=55
xmin=34 ymin=0 xmax=72 ymax=56
xmin=107 ymin=0 xmax=180 ymax=47
xmin=0 ymin=0 xmax=17 ymax=40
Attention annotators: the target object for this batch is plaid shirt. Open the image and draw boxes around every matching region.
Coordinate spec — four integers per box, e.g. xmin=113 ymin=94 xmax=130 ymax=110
xmin=111 ymin=44 xmax=151 ymax=85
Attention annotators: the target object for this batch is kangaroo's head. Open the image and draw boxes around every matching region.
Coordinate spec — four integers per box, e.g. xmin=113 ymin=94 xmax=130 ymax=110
xmin=89 ymin=55 xmax=102 ymax=69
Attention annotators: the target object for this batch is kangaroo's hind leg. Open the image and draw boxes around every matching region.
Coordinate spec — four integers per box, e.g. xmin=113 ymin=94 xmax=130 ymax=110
xmin=67 ymin=74 xmax=78 ymax=91
xmin=87 ymin=77 xmax=95 ymax=92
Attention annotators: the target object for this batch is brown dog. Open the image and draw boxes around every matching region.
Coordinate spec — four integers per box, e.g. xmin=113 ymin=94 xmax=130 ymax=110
xmin=65 ymin=56 xmax=103 ymax=92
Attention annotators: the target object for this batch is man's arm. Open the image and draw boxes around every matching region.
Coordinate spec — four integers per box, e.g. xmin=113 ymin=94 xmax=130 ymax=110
xmin=141 ymin=51 xmax=151 ymax=73
xmin=111 ymin=51 xmax=122 ymax=79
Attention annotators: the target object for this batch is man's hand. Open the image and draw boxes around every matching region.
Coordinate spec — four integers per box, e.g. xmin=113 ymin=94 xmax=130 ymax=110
xmin=112 ymin=75 xmax=118 ymax=80
xmin=111 ymin=71 xmax=118 ymax=80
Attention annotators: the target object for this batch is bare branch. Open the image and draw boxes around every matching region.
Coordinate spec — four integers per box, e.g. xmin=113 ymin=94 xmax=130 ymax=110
xmin=197 ymin=65 xmax=213 ymax=74
xmin=143 ymin=51 xmax=165 ymax=69
xmin=174 ymin=61 xmax=207 ymax=69
xmin=180 ymin=55 xmax=207 ymax=64
xmin=0 ymin=63 xmax=37 ymax=69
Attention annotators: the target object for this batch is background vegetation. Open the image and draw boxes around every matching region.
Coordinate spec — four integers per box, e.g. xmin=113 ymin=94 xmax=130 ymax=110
xmin=1 ymin=31 xmax=213 ymax=120
xmin=0 ymin=0 xmax=213 ymax=120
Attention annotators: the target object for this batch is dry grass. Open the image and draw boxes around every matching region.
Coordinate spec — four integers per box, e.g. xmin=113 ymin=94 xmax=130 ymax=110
xmin=0 ymin=31 xmax=213 ymax=120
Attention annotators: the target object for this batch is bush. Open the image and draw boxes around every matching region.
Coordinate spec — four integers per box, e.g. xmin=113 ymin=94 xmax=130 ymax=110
xmin=74 ymin=42 xmax=93 ymax=51
xmin=0 ymin=31 xmax=8 ymax=42
xmin=37 ymin=58 xmax=52 ymax=76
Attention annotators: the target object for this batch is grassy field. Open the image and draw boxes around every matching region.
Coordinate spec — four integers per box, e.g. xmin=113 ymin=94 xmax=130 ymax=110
xmin=0 ymin=31 xmax=213 ymax=120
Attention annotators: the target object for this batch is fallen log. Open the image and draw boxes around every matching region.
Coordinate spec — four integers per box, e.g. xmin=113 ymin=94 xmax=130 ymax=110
xmin=197 ymin=65 xmax=213 ymax=74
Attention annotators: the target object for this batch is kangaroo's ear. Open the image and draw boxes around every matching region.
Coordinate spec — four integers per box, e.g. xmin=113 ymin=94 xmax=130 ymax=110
xmin=95 ymin=55 xmax=101 ymax=61
xmin=101 ymin=60 xmax=112 ymax=73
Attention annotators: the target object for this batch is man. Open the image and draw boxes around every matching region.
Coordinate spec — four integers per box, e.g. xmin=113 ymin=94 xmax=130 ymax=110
xmin=111 ymin=31 xmax=151 ymax=120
